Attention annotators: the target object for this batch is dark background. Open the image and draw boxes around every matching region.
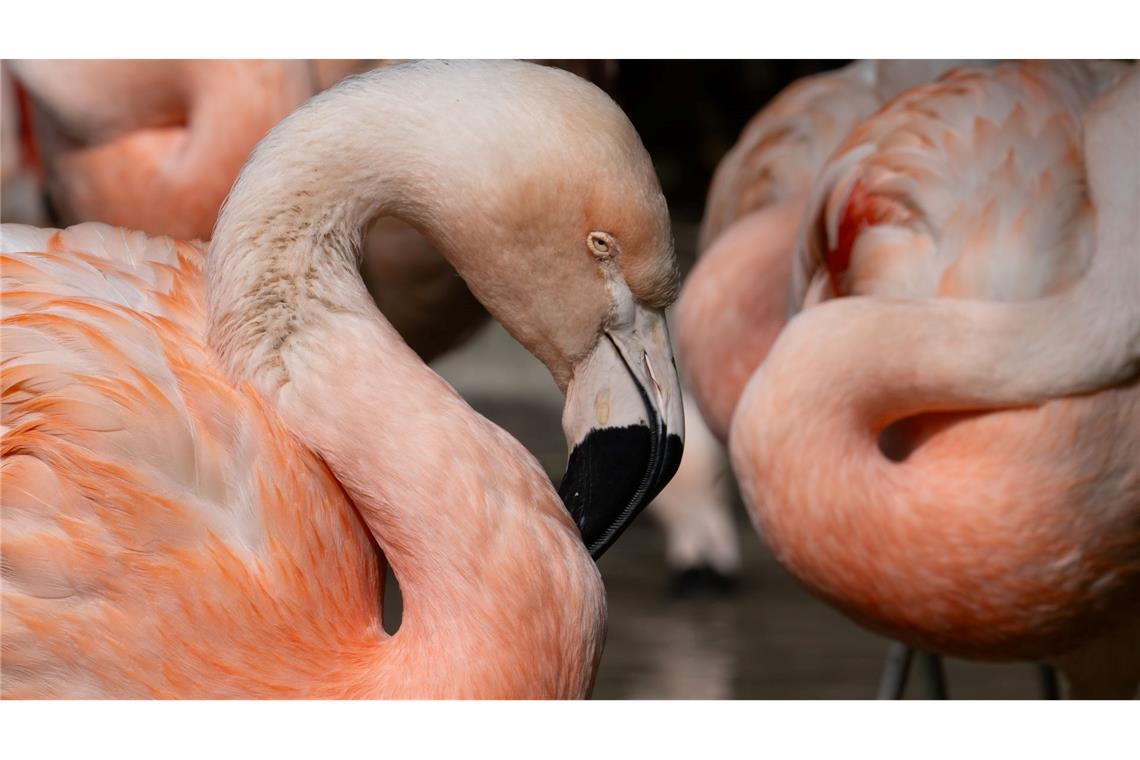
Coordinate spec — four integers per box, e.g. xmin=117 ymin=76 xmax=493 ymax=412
xmin=613 ymin=60 xmax=846 ymax=220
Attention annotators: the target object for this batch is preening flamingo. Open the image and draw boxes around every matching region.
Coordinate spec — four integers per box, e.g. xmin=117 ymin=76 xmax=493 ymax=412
xmin=728 ymin=61 xmax=1140 ymax=698
xmin=0 ymin=60 xmax=685 ymax=698
xmin=679 ymin=60 xmax=973 ymax=443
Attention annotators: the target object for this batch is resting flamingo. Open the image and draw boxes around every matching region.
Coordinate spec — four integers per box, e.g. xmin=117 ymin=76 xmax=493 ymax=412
xmin=727 ymin=61 xmax=1140 ymax=698
xmin=0 ymin=60 xmax=684 ymax=698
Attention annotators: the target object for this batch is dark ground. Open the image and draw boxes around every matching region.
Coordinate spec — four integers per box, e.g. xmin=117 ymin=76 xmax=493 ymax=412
xmin=590 ymin=507 xmax=1046 ymax=699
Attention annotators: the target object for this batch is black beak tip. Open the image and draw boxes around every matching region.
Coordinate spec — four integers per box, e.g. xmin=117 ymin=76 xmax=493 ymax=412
xmin=658 ymin=431 xmax=684 ymax=489
xmin=558 ymin=425 xmax=684 ymax=561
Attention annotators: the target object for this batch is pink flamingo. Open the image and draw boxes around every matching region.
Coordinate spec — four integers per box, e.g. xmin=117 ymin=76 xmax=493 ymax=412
xmin=729 ymin=61 xmax=1139 ymax=698
xmin=0 ymin=60 xmax=684 ymax=698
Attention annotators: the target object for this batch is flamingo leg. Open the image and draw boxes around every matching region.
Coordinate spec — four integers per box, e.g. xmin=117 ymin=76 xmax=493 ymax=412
xmin=876 ymin=641 xmax=915 ymax=699
xmin=917 ymin=651 xmax=948 ymax=699
xmin=1037 ymin=664 xmax=1061 ymax=699
xmin=879 ymin=648 xmax=1062 ymax=699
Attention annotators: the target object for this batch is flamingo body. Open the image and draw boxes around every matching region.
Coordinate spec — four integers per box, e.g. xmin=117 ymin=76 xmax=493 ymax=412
xmin=797 ymin=61 xmax=1117 ymax=307
xmin=8 ymin=61 xmax=315 ymax=241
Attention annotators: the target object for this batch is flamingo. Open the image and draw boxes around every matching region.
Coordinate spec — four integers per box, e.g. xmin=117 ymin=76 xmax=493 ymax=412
xmin=0 ymin=60 xmax=685 ymax=698
xmin=727 ymin=61 xmax=1140 ymax=698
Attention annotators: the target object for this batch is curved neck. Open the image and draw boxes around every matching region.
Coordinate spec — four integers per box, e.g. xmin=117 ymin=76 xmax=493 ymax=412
xmin=731 ymin=262 xmax=1140 ymax=656
xmin=205 ymin=77 xmax=458 ymax=386
xmin=204 ymin=69 xmax=603 ymax=697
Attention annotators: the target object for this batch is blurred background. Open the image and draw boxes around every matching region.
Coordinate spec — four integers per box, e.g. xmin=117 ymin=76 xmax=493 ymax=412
xmin=2 ymin=59 xmax=1052 ymax=698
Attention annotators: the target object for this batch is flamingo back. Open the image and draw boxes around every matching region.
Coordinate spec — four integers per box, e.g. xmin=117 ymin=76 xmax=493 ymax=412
xmin=796 ymin=61 xmax=1127 ymax=306
xmin=699 ymin=60 xmax=979 ymax=252
xmin=699 ymin=62 xmax=882 ymax=251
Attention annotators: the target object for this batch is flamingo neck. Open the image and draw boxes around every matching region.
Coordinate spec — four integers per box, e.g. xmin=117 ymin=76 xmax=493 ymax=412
xmin=287 ymin=323 xmax=603 ymax=696
xmin=204 ymin=65 xmax=604 ymax=697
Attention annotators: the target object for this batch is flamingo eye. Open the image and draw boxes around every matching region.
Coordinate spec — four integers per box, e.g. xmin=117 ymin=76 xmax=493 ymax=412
xmin=587 ymin=231 xmax=617 ymax=259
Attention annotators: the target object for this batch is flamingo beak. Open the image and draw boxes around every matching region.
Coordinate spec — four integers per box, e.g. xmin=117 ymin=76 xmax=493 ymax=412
xmin=558 ymin=304 xmax=685 ymax=559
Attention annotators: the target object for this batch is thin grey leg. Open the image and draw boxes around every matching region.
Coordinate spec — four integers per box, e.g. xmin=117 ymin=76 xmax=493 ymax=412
xmin=1037 ymin=664 xmax=1060 ymax=699
xmin=918 ymin=651 xmax=948 ymax=699
xmin=877 ymin=641 xmax=915 ymax=699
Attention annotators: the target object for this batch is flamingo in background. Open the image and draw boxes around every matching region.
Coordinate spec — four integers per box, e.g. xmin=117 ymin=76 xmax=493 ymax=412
xmin=729 ymin=60 xmax=1139 ymax=698
xmin=0 ymin=60 xmax=685 ymax=698
xmin=4 ymin=60 xmax=315 ymax=240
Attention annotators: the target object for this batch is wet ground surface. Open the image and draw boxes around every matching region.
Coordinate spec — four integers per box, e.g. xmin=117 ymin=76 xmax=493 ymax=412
xmin=592 ymin=512 xmax=1044 ymax=699
xmin=425 ymin=314 xmax=1049 ymax=700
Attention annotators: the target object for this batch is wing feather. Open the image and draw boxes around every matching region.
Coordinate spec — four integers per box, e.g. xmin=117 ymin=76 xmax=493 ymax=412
xmin=2 ymin=222 xmax=381 ymax=698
